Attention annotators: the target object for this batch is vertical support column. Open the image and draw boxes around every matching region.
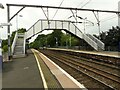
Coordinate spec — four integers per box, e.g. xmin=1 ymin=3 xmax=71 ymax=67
xmin=7 ymin=5 xmax=11 ymax=60
xmin=55 ymin=21 xmax=57 ymax=29
xmin=41 ymin=20 xmax=43 ymax=31
xmin=47 ymin=8 xmax=50 ymax=28
xmin=68 ymin=22 xmax=71 ymax=47
xmin=97 ymin=12 xmax=101 ymax=39
xmin=93 ymin=11 xmax=101 ymax=39
xmin=33 ymin=26 xmax=35 ymax=36
xmin=62 ymin=21 xmax=63 ymax=29
xmin=118 ymin=1 xmax=120 ymax=27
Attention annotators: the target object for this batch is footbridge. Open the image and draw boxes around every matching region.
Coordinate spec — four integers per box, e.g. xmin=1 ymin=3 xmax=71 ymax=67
xmin=12 ymin=19 xmax=105 ymax=57
xmin=25 ymin=19 xmax=105 ymax=51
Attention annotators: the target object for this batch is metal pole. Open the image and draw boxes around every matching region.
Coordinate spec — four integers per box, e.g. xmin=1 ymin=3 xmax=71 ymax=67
xmin=97 ymin=12 xmax=101 ymax=39
xmin=69 ymin=34 xmax=71 ymax=47
xmin=16 ymin=14 xmax=18 ymax=31
xmin=93 ymin=11 xmax=101 ymax=39
xmin=7 ymin=5 xmax=11 ymax=60
xmin=83 ymin=19 xmax=86 ymax=34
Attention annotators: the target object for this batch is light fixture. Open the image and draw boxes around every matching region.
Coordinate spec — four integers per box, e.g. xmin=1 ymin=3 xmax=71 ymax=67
xmin=0 ymin=3 xmax=4 ymax=9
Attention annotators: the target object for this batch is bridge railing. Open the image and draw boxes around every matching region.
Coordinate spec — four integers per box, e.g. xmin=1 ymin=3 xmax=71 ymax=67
xmin=83 ymin=34 xmax=98 ymax=51
xmin=25 ymin=19 xmax=104 ymax=51
xmin=11 ymin=32 xmax=18 ymax=55
xmin=71 ymin=23 xmax=98 ymax=51
xmin=86 ymin=34 xmax=105 ymax=50
xmin=25 ymin=19 xmax=84 ymax=40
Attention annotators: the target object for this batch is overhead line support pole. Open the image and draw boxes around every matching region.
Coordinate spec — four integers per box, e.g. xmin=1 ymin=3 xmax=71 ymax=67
xmin=93 ymin=11 xmax=101 ymax=39
xmin=7 ymin=5 xmax=11 ymax=60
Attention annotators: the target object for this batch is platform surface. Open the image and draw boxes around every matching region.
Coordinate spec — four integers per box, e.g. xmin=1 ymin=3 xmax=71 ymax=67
xmin=48 ymin=48 xmax=120 ymax=58
xmin=2 ymin=49 xmax=87 ymax=89
xmin=2 ymin=50 xmax=44 ymax=88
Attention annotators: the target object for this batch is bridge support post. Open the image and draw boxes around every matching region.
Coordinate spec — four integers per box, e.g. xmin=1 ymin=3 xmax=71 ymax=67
xmin=7 ymin=5 xmax=11 ymax=60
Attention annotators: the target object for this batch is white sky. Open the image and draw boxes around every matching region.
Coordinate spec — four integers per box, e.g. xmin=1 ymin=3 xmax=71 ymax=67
xmin=0 ymin=0 xmax=120 ymax=40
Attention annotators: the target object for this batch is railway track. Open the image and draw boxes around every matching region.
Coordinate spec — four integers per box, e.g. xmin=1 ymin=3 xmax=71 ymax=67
xmin=40 ymin=49 xmax=120 ymax=90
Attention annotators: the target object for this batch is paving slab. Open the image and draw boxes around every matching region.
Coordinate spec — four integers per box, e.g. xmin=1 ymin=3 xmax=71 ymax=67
xmin=2 ymin=50 xmax=44 ymax=89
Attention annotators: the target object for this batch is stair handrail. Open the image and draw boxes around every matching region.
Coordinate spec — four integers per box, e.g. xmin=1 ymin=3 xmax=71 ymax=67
xmin=72 ymin=23 xmax=98 ymax=51
xmin=83 ymin=34 xmax=98 ymax=50
xmin=11 ymin=32 xmax=18 ymax=55
xmin=86 ymin=34 xmax=105 ymax=50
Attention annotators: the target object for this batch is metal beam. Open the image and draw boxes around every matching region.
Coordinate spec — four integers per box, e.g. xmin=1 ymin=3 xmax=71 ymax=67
xmin=9 ymin=7 xmax=25 ymax=21
xmin=6 ymin=3 xmax=120 ymax=14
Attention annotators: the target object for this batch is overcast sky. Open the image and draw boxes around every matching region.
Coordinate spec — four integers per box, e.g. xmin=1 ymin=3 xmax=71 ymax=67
xmin=0 ymin=0 xmax=120 ymax=40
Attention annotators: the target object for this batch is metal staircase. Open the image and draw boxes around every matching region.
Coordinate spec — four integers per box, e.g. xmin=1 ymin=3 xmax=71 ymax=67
xmin=12 ymin=33 xmax=26 ymax=58
xmin=86 ymin=34 xmax=105 ymax=51
xmin=25 ymin=19 xmax=105 ymax=51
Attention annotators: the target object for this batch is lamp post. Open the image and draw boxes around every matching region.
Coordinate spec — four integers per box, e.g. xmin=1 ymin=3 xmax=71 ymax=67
xmin=16 ymin=14 xmax=23 ymax=31
xmin=68 ymin=15 xmax=94 ymax=34
xmin=0 ymin=3 xmax=4 ymax=9
xmin=0 ymin=3 xmax=4 ymax=39
xmin=76 ymin=16 xmax=94 ymax=34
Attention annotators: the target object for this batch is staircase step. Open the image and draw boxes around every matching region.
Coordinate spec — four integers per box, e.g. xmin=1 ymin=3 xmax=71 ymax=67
xmin=14 ymin=46 xmax=23 ymax=52
xmin=13 ymin=54 xmax=26 ymax=58
xmin=14 ymin=51 xmax=24 ymax=54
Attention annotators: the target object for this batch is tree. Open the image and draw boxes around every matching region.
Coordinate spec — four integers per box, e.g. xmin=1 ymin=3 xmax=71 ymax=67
xmin=97 ymin=26 xmax=120 ymax=51
xmin=2 ymin=28 xmax=26 ymax=52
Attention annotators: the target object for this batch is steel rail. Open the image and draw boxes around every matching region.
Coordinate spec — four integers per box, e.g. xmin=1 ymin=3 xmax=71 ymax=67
xmin=41 ymin=50 xmax=115 ymax=89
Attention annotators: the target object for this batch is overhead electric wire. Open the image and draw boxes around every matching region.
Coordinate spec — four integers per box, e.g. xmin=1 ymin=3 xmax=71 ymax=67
xmin=64 ymin=0 xmax=92 ymax=20
xmin=100 ymin=8 xmax=118 ymax=22
xmin=80 ymin=0 xmax=92 ymax=8
xmin=100 ymin=16 xmax=117 ymax=23
xmin=51 ymin=0 xmax=65 ymax=20
xmin=77 ymin=0 xmax=86 ymax=7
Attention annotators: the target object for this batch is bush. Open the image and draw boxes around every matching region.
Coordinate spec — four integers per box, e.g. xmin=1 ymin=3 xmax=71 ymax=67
xmin=3 ymin=45 xmax=8 ymax=52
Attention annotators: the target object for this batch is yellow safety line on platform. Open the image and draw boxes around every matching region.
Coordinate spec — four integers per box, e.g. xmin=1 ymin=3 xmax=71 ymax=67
xmin=31 ymin=49 xmax=48 ymax=90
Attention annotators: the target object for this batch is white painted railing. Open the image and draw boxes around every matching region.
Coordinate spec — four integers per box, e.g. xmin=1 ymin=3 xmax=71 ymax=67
xmin=11 ymin=32 xmax=18 ymax=55
xmin=25 ymin=19 xmax=105 ymax=51
xmin=83 ymin=34 xmax=98 ymax=51
xmin=72 ymin=24 xmax=98 ymax=50
xmin=87 ymin=34 xmax=105 ymax=50
xmin=25 ymin=19 xmax=84 ymax=40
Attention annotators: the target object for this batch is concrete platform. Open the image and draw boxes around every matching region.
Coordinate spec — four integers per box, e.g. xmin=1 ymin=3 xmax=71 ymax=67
xmin=2 ymin=48 xmax=119 ymax=89
xmin=2 ymin=50 xmax=44 ymax=88
xmin=48 ymin=48 xmax=120 ymax=58
xmin=32 ymin=49 xmax=87 ymax=89
xmin=2 ymin=49 xmax=87 ymax=89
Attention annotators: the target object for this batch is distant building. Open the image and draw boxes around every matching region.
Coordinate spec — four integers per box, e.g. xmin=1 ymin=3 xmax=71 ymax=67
xmin=118 ymin=1 xmax=120 ymax=27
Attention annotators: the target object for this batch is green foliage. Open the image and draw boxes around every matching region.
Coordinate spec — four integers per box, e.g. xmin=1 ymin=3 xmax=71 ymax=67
xmin=2 ymin=28 xmax=26 ymax=52
xmin=61 ymin=33 xmax=80 ymax=46
xmin=17 ymin=28 xmax=26 ymax=33
xmin=2 ymin=45 xmax=8 ymax=52
xmin=99 ymin=26 xmax=120 ymax=46
xmin=2 ymin=39 xmax=8 ymax=48
xmin=30 ymin=30 xmax=80 ymax=49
